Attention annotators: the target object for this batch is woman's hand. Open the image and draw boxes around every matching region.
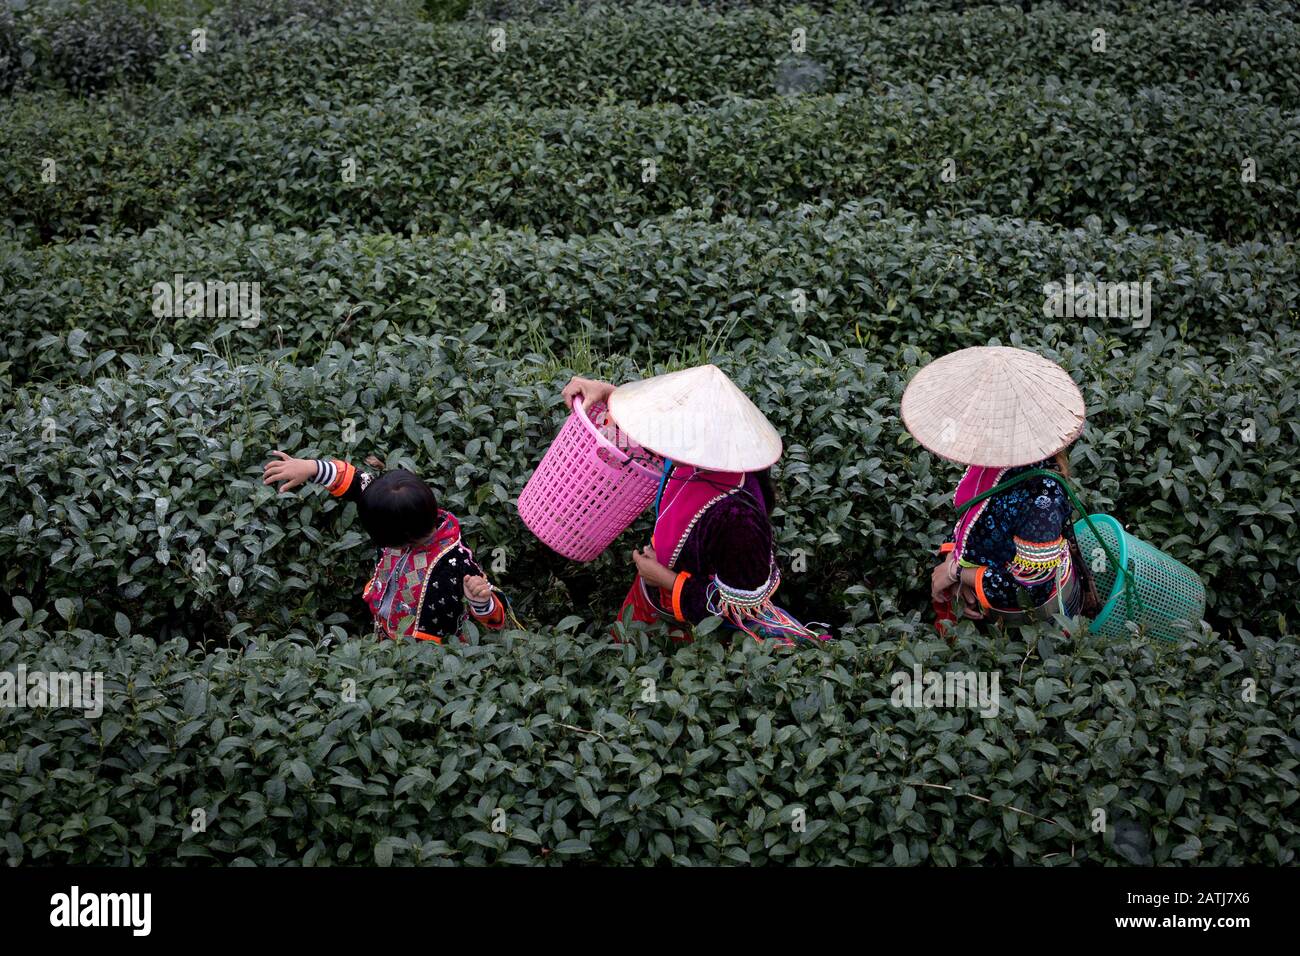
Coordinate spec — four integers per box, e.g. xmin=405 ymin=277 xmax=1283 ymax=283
xmin=633 ymin=545 xmax=677 ymax=591
xmin=931 ymin=559 xmax=960 ymax=605
xmin=463 ymin=574 xmax=493 ymax=605
xmin=562 ymin=376 xmax=616 ymax=410
xmin=958 ymin=582 xmax=986 ymax=620
xmin=263 ymin=451 xmax=316 ymax=493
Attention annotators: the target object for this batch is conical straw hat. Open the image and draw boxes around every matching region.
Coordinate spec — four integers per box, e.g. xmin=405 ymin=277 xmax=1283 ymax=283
xmin=608 ymin=364 xmax=783 ymax=472
xmin=900 ymin=346 xmax=1085 ymax=467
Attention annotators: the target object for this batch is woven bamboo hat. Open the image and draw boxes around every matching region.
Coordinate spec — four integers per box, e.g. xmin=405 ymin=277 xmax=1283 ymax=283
xmin=608 ymin=364 xmax=782 ymax=472
xmin=900 ymin=346 xmax=1085 ymax=467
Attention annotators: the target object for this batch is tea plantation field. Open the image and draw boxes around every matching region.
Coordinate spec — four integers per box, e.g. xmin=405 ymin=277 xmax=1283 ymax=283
xmin=0 ymin=0 xmax=1297 ymax=866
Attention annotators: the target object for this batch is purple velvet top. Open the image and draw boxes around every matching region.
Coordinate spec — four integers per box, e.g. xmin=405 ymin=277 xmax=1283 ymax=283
xmin=667 ymin=473 xmax=775 ymax=624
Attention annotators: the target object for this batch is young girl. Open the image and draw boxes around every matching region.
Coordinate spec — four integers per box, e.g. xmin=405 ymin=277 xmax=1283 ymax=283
xmin=263 ymin=452 xmax=507 ymax=643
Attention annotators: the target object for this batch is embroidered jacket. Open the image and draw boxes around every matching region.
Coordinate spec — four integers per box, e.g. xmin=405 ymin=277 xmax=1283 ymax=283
xmin=942 ymin=457 xmax=1082 ymax=615
xmin=659 ymin=472 xmax=775 ymax=625
xmin=312 ymin=459 xmax=506 ymax=642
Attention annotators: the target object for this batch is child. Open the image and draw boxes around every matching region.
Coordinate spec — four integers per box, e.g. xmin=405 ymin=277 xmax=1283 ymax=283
xmin=262 ymin=452 xmax=506 ymax=643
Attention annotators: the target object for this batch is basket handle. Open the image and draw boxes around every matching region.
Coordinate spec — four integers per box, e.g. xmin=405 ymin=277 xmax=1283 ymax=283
xmin=570 ymin=395 xmax=662 ymax=481
xmin=571 ymin=395 xmax=629 ymax=465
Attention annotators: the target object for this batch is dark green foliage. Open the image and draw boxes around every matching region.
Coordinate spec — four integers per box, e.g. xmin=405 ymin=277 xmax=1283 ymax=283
xmin=6 ymin=1 xmax=1294 ymax=103
xmin=202 ymin=0 xmax=408 ymax=35
xmin=0 ymin=0 xmax=425 ymax=94
xmin=4 ymin=81 xmax=1298 ymax=243
xmin=11 ymin=0 xmax=169 ymax=94
xmin=4 ymin=0 xmax=1298 ymax=870
xmin=2 ymin=617 xmax=1295 ymax=865
xmin=0 ymin=6 xmax=23 ymax=95
xmin=423 ymin=0 xmax=471 ymax=19
xmin=198 ymin=0 xmax=432 ymax=33
xmin=139 ymin=4 xmax=1300 ymax=113
xmin=2 ymin=205 xmax=1296 ymax=386
xmin=466 ymin=0 xmax=1300 ymax=19
xmin=2 ymin=330 xmax=1295 ymax=644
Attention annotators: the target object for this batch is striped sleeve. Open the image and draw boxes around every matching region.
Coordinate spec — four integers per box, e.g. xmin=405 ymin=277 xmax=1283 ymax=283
xmin=468 ymin=593 xmax=506 ymax=629
xmin=307 ymin=459 xmax=360 ymax=498
xmin=311 ymin=459 xmax=338 ymax=488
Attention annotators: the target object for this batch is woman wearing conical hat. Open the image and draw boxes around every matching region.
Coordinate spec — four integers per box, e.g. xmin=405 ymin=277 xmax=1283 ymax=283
xmin=900 ymin=347 xmax=1099 ymax=628
xmin=562 ymin=366 xmax=828 ymax=644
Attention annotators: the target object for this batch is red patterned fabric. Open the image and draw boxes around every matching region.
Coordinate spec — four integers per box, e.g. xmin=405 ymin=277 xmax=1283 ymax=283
xmin=363 ymin=511 xmax=463 ymax=640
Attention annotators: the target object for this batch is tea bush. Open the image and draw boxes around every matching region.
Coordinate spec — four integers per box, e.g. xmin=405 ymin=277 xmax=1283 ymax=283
xmin=1 ymin=329 xmax=1295 ymax=644
xmin=0 ymin=6 xmax=24 ymax=95
xmin=465 ymin=0 xmax=1300 ymax=20
xmin=2 ymin=204 xmax=1297 ymax=385
xmin=1 ymin=0 xmax=169 ymax=95
xmin=0 ymin=333 xmax=895 ymax=642
xmin=1 ymin=616 xmax=1295 ymax=865
xmin=4 ymin=80 xmax=1297 ymax=243
xmin=200 ymin=0 xmax=427 ymax=36
xmin=5 ymin=0 xmax=1300 ymax=869
xmin=129 ymin=4 xmax=1300 ymax=114
xmin=0 ymin=0 xmax=428 ymax=95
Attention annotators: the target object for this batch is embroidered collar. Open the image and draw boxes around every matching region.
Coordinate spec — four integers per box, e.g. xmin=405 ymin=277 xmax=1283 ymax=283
xmin=409 ymin=510 xmax=460 ymax=553
xmin=952 ymin=465 xmax=1007 ymax=560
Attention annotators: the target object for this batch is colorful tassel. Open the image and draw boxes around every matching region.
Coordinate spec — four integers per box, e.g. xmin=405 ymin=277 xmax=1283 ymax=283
xmin=704 ymin=560 xmax=831 ymax=645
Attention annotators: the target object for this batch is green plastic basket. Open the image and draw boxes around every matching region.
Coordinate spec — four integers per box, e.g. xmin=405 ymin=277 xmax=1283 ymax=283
xmin=1073 ymin=514 xmax=1206 ymax=642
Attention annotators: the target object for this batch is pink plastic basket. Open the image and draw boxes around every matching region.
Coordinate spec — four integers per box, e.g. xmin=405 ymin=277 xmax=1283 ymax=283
xmin=518 ymin=397 xmax=665 ymax=562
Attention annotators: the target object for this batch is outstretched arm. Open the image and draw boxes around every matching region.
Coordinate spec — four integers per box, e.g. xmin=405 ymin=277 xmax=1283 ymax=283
xmin=262 ymin=452 xmax=367 ymax=502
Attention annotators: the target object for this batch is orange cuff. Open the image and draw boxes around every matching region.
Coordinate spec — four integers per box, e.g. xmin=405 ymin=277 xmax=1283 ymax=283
xmin=972 ymin=566 xmax=992 ymax=610
xmin=472 ymin=597 xmax=506 ymax=630
xmin=327 ymin=459 xmax=356 ymax=497
xmin=939 ymin=542 xmax=955 ymax=554
xmin=413 ymin=630 xmax=443 ymax=644
xmin=671 ymin=572 xmax=691 ymax=623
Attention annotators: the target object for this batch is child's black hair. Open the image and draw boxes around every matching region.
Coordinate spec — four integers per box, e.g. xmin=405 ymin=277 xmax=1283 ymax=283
xmin=356 ymin=469 xmax=439 ymax=548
